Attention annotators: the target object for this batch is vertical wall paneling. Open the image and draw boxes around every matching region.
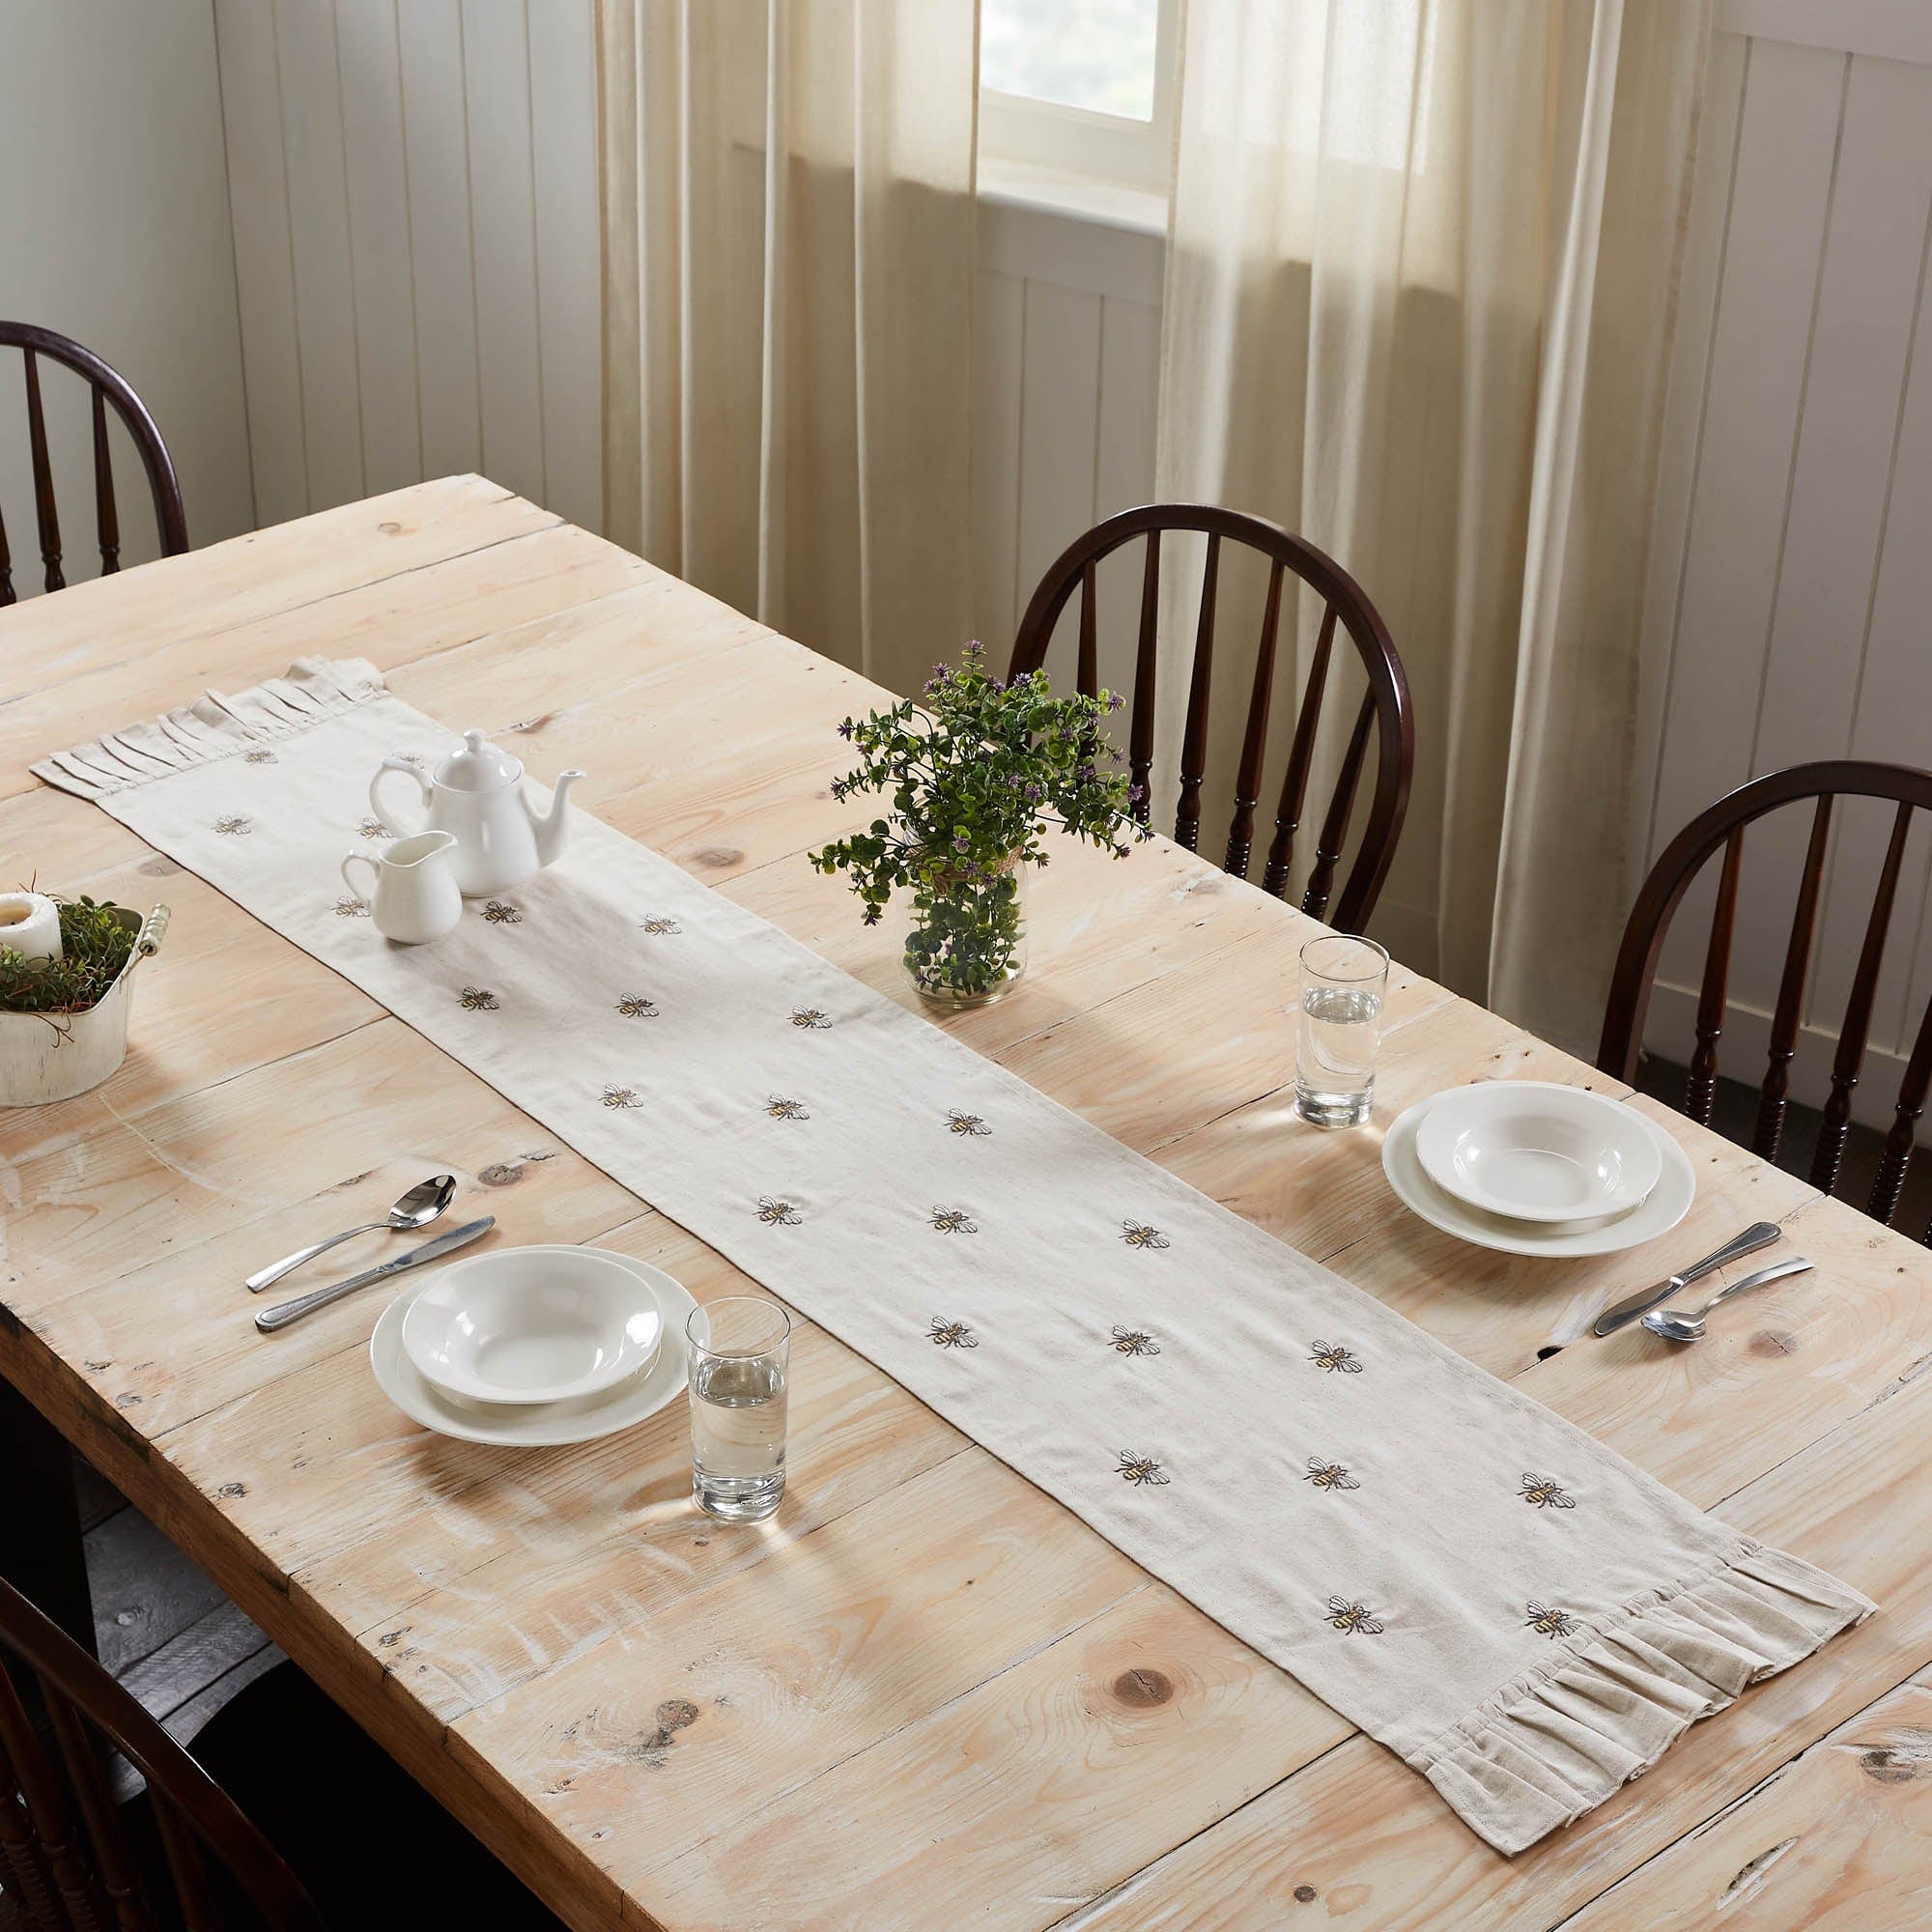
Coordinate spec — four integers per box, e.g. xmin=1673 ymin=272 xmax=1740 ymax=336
xmin=1636 ymin=18 xmax=1932 ymax=1127
xmin=527 ymin=0 xmax=604 ymax=535
xmin=460 ymin=0 xmax=547 ymax=506
xmin=273 ymin=0 xmax=367 ymax=510
xmin=395 ymin=0 xmax=484 ymax=479
xmin=970 ymin=268 xmax=1027 ymax=653
xmin=213 ymin=0 xmax=309 ymax=526
xmin=336 ymin=0 xmax=424 ymax=496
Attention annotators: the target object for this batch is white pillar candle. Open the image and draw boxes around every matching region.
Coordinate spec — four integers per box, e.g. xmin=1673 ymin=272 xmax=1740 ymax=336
xmin=0 ymin=892 xmax=63 ymax=964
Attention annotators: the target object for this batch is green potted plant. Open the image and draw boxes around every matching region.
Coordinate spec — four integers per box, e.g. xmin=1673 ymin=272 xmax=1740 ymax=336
xmin=811 ymin=642 xmax=1145 ymax=1009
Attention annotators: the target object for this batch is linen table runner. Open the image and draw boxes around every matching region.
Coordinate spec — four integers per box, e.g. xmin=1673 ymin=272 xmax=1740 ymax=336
xmin=35 ymin=658 xmax=1872 ymax=1855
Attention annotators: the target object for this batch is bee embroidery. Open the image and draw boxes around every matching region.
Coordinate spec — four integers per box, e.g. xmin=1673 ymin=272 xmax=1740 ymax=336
xmin=1310 ymin=1341 xmax=1363 ymax=1375
xmin=929 ymin=1207 xmax=979 ymax=1235
xmin=1525 ymin=1602 xmax=1577 ymax=1640
xmin=601 ymin=1086 xmax=642 ymax=1109
xmin=458 ymin=986 xmax=499 ymax=1011
xmin=639 ymin=916 xmax=683 ymax=935
xmin=928 ymin=1319 xmax=978 ymax=1349
xmin=333 ymin=895 xmax=371 ymax=919
xmin=1121 ymin=1220 xmax=1170 ymax=1250
xmin=483 ymin=900 xmax=524 ymax=925
xmin=1109 ymin=1326 xmax=1160 ymax=1357
xmin=1115 ymin=1453 xmax=1169 ymax=1487
xmin=791 ymin=1008 xmax=833 ymax=1029
xmin=615 ymin=994 xmax=661 ymax=1019
xmin=1304 ymin=1458 xmax=1360 ymax=1492
xmin=756 ymin=1195 xmax=802 ymax=1227
xmin=243 ymin=749 xmax=277 ymax=765
xmin=1519 ymin=1474 xmax=1576 ymax=1511
xmin=1325 ymin=1597 xmax=1384 ymax=1635
xmin=946 ymin=1110 xmax=991 ymax=1137
xmin=213 ymin=814 xmax=252 ymax=836
xmin=766 ymin=1096 xmax=810 ymax=1122
xmin=356 ymin=816 xmax=390 ymax=839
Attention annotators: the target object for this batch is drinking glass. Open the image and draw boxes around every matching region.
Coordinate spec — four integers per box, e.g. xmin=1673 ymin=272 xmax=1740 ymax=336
xmin=1294 ymin=933 xmax=1389 ymax=1128
xmin=687 ymin=1297 xmax=791 ymax=1521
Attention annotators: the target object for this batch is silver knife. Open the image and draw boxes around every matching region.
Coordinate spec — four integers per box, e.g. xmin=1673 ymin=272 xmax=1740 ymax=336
xmin=1592 ymin=1221 xmax=1782 ymax=1337
xmin=254 ymin=1215 xmax=496 ymax=1334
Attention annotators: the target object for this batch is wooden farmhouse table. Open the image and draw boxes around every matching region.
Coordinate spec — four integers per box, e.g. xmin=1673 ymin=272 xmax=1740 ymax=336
xmin=3 ymin=475 xmax=1930 ymax=1931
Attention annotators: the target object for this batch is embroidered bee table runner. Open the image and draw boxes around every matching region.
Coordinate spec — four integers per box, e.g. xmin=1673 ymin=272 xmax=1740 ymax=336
xmin=36 ymin=658 xmax=1872 ymax=1857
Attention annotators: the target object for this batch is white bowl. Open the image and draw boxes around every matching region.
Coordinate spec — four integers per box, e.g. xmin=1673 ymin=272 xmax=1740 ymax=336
xmin=1384 ymin=1091 xmax=1692 ymax=1258
xmin=1413 ymin=1081 xmax=1662 ymax=1223
xmin=375 ymin=1253 xmax=693 ymax=1446
xmin=400 ymin=1244 xmax=663 ymax=1406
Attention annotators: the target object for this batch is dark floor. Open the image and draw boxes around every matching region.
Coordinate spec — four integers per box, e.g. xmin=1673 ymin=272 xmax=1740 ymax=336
xmin=1634 ymin=1052 xmax=1932 ymax=1238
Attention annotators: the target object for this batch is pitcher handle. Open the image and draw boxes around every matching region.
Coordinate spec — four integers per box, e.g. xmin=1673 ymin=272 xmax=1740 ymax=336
xmin=341 ymin=852 xmax=381 ymax=907
xmin=370 ymin=757 xmax=433 ymax=838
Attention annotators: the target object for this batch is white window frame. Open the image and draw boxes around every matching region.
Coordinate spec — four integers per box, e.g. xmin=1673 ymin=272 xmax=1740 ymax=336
xmin=977 ymin=0 xmax=1179 ymax=195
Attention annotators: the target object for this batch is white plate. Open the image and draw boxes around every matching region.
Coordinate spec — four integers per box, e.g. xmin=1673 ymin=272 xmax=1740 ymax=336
xmin=1384 ymin=1090 xmax=1692 ymax=1258
xmin=373 ymin=1251 xmax=695 ymax=1446
xmin=1414 ymin=1080 xmax=1662 ymax=1223
xmin=402 ymin=1243 xmax=663 ymax=1406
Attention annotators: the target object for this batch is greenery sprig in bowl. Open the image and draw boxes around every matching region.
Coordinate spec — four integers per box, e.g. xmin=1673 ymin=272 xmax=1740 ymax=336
xmin=0 ymin=895 xmax=138 ymax=1030
xmin=810 ymin=641 xmax=1146 ymax=1007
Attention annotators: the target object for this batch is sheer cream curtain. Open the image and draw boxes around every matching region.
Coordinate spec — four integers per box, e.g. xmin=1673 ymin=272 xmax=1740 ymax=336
xmin=1160 ymin=0 xmax=1710 ymax=1048
xmin=595 ymin=0 xmax=979 ymax=698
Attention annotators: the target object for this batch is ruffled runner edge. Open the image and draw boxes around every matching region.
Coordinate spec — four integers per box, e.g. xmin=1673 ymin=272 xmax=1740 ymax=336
xmin=1415 ymin=1540 xmax=1874 ymax=1855
xmin=30 ymin=656 xmax=384 ymax=800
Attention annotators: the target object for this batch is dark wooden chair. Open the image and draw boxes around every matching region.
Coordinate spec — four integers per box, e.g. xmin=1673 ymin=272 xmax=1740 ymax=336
xmin=0 ymin=1575 xmax=325 ymax=1930
xmin=1007 ymin=503 xmax=1413 ymax=933
xmin=1599 ymin=760 xmax=1932 ymax=1239
xmin=0 ymin=322 xmax=188 ymax=604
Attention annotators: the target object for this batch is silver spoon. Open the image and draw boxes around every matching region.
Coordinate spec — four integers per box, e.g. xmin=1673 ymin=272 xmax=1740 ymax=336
xmin=245 ymin=1174 xmax=457 ymax=1293
xmin=1640 ymin=1257 xmax=1813 ymax=1341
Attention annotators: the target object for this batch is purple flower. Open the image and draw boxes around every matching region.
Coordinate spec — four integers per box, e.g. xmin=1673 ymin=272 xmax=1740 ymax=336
xmin=1025 ymin=782 xmax=1043 ymax=803
xmin=964 ymin=639 xmax=984 ymax=656
xmin=1035 ymin=851 xmax=1050 ymax=868
xmin=837 ymin=719 xmax=855 ymax=739
xmin=1107 ymin=691 xmax=1124 ymax=713
xmin=1077 ymin=763 xmax=1095 ymax=782
xmin=1127 ymin=782 xmax=1146 ymax=803
xmin=953 ymin=833 xmax=970 ymax=852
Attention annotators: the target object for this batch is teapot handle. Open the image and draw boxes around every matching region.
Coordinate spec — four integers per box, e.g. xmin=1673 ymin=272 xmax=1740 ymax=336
xmin=370 ymin=757 xmax=433 ymax=838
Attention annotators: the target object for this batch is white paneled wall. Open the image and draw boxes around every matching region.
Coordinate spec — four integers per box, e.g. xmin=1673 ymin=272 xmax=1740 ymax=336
xmin=213 ymin=0 xmax=602 ymax=536
xmin=1634 ymin=3 xmax=1932 ymax=1123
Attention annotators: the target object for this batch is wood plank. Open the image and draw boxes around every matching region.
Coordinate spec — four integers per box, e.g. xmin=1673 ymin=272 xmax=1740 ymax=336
xmin=0 ymin=475 xmax=552 ymax=700
xmin=1060 ymin=1350 xmax=1932 ymax=1932
xmin=273 ymin=0 xmax=367 ymax=510
xmin=0 ymin=519 xmax=654 ymax=794
xmin=396 ymin=0 xmax=484 ymax=478
xmin=527 ymin=0 xmax=603 ymax=534
xmin=336 ymin=0 xmax=426 ymax=497
xmin=212 ymin=0 xmax=308 ymax=526
xmin=1646 ymin=38 xmax=1843 ymax=997
xmin=1555 ymin=1665 xmax=1932 ymax=1929
xmin=460 ymin=0 xmax=547 ymax=506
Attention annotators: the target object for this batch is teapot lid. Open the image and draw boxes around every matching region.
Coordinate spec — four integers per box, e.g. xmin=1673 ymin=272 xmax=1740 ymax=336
xmin=435 ymin=729 xmax=524 ymax=793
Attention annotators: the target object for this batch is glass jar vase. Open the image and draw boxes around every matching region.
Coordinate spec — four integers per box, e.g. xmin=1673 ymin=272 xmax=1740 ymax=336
xmin=901 ymin=856 xmax=1028 ymax=1010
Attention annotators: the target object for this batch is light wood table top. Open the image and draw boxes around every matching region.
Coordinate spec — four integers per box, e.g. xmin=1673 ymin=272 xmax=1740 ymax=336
xmin=3 ymin=476 xmax=1928 ymax=1931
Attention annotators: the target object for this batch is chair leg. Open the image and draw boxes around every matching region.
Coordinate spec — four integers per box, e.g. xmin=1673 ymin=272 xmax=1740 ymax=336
xmin=0 ymin=1378 xmax=95 ymax=1658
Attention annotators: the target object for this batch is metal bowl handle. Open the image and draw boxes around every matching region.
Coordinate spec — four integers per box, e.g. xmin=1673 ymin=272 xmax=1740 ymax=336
xmin=135 ymin=904 xmax=170 ymax=959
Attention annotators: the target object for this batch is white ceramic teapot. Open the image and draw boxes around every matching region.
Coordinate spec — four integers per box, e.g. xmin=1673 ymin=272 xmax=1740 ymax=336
xmin=370 ymin=730 xmax=583 ymax=898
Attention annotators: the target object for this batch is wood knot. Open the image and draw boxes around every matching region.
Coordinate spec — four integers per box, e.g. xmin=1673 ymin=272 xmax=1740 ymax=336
xmin=214 ymin=1482 xmax=246 ymax=1499
xmin=1293 ymin=1885 xmax=1318 ymax=1904
xmin=1748 ymin=1329 xmax=1799 ymax=1358
xmin=1861 ymin=1737 xmax=1932 ymax=1783
xmin=693 ymin=846 xmax=744 ymax=869
xmin=477 ymin=1162 xmax=525 ymax=1187
xmin=656 ymin=1699 xmax=700 ymax=1732
xmin=137 ymin=855 xmax=181 ymax=877
xmin=1111 ymin=1667 xmax=1172 ymax=1709
xmin=377 ymin=520 xmax=402 ymax=534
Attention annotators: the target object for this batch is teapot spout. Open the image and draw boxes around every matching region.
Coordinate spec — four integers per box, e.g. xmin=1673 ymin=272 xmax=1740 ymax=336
xmin=528 ymin=768 xmax=584 ymax=867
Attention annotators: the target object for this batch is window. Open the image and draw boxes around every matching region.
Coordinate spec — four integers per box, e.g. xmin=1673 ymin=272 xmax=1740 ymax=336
xmin=978 ymin=0 xmax=1178 ymax=194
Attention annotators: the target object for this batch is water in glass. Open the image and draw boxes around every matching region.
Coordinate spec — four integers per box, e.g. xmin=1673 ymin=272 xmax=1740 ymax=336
xmin=1294 ymin=934 xmax=1389 ymax=1128
xmin=687 ymin=1297 xmax=790 ymax=1521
